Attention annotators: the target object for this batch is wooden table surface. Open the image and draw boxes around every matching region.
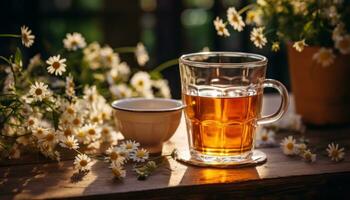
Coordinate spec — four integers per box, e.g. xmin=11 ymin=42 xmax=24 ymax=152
xmin=1 ymin=95 xmax=350 ymax=199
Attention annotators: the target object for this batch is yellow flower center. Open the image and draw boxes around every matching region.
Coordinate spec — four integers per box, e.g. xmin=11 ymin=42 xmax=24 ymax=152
xmin=52 ymin=61 xmax=60 ymax=69
xmin=92 ymin=116 xmax=99 ymax=123
xmin=37 ymin=129 xmax=43 ymax=135
xmin=319 ymin=52 xmax=331 ymax=61
xmin=22 ymin=33 xmax=29 ymax=43
xmin=255 ymin=35 xmax=263 ymax=44
xmin=136 ymin=151 xmax=145 ymax=158
xmin=66 ymin=141 xmax=73 ymax=148
xmin=110 ymin=152 xmax=119 ymax=160
xmin=73 ymin=118 xmax=81 ymax=126
xmin=88 ymin=129 xmax=96 ymax=135
xmin=46 ymin=133 xmax=54 ymax=141
xmin=339 ymin=38 xmax=350 ymax=50
xmin=102 ymin=128 xmax=109 ymax=135
xmin=80 ymin=159 xmax=88 ymax=167
xmin=71 ymin=40 xmax=78 ymax=46
xmin=137 ymin=80 xmax=144 ymax=87
xmin=67 ymin=107 xmax=74 ymax=114
xmin=231 ymin=15 xmax=239 ymax=23
xmin=35 ymin=88 xmax=42 ymax=95
xmin=261 ymin=135 xmax=268 ymax=141
xmin=64 ymin=129 xmax=72 ymax=136
xmin=28 ymin=119 xmax=35 ymax=126
xmin=331 ymin=150 xmax=339 ymax=158
xmin=126 ymin=143 xmax=133 ymax=149
xmin=287 ymin=142 xmax=294 ymax=150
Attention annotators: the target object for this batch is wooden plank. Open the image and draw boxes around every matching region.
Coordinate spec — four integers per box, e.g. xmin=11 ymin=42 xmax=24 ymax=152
xmin=0 ymin=95 xmax=349 ymax=199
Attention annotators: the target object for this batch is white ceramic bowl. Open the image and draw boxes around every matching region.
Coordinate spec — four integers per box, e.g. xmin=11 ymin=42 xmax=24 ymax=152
xmin=112 ymin=98 xmax=183 ymax=154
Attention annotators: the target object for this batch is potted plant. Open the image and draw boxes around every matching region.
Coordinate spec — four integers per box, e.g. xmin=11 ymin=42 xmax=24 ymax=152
xmin=213 ymin=0 xmax=350 ymax=125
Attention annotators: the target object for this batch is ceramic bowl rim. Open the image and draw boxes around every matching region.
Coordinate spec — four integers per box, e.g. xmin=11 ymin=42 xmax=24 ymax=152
xmin=111 ymin=98 xmax=184 ymax=113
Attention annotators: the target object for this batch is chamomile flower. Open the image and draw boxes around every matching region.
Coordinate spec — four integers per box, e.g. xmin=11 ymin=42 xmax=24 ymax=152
xmin=302 ymin=149 xmax=316 ymax=163
xmin=8 ymin=144 xmax=21 ymax=159
xmin=26 ymin=116 xmax=38 ymax=130
xmin=85 ymin=141 xmax=101 ymax=154
xmin=46 ymin=55 xmax=67 ymax=76
xmin=312 ymin=48 xmax=335 ymax=67
xmin=100 ymin=46 xmax=120 ymax=68
xmin=110 ymin=163 xmax=126 ymax=179
xmin=294 ymin=143 xmax=308 ymax=155
xmin=271 ymin=42 xmax=280 ymax=52
xmin=256 ymin=128 xmax=275 ymax=147
xmin=120 ymin=140 xmax=140 ymax=153
xmin=71 ymin=116 xmax=84 ymax=128
xmin=117 ymin=62 xmax=131 ymax=80
xmin=131 ymin=148 xmax=149 ymax=163
xmin=135 ymin=42 xmax=149 ymax=66
xmin=105 ymin=146 xmax=126 ymax=166
xmin=280 ymin=136 xmax=296 ymax=156
xmin=83 ymin=85 xmax=99 ymax=104
xmin=38 ymin=129 xmax=58 ymax=148
xmin=109 ymin=84 xmax=133 ymax=99
xmin=152 ymin=79 xmax=171 ymax=98
xmin=130 ymin=71 xmax=152 ymax=93
xmin=213 ymin=17 xmax=230 ymax=37
xmin=59 ymin=126 xmax=76 ymax=137
xmin=32 ymin=126 xmax=49 ymax=138
xmin=227 ymin=7 xmax=245 ymax=32
xmin=101 ymin=125 xmax=119 ymax=144
xmin=75 ymin=128 xmax=87 ymax=143
xmin=20 ymin=25 xmax=35 ymax=47
xmin=63 ymin=32 xmax=86 ymax=51
xmin=74 ymin=154 xmax=93 ymax=171
xmin=89 ymin=110 xmax=103 ymax=124
xmin=326 ymin=143 xmax=345 ymax=162
xmin=335 ymin=35 xmax=350 ymax=55
xmin=65 ymin=74 xmax=75 ymax=98
xmin=250 ymin=27 xmax=267 ymax=48
xmin=83 ymin=123 xmax=101 ymax=142
xmin=332 ymin=23 xmax=345 ymax=41
xmin=246 ymin=10 xmax=262 ymax=25
xmin=293 ymin=39 xmax=308 ymax=52
xmin=60 ymin=135 xmax=79 ymax=150
xmin=29 ymin=81 xmax=51 ymax=102
xmin=83 ymin=42 xmax=102 ymax=70
xmin=116 ymin=146 xmax=130 ymax=160
xmin=257 ymin=0 xmax=267 ymax=6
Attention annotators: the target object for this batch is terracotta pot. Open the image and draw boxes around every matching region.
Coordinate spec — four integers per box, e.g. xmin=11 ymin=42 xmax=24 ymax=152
xmin=287 ymin=44 xmax=350 ymax=125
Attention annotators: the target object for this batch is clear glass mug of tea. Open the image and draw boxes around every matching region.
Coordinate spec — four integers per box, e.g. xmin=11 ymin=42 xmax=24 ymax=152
xmin=179 ymin=52 xmax=289 ymax=167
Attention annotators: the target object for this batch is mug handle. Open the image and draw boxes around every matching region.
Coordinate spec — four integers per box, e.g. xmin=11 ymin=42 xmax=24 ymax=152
xmin=257 ymin=79 xmax=289 ymax=125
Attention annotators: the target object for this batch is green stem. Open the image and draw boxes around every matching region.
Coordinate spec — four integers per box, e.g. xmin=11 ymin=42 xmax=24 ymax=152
xmin=238 ymin=4 xmax=255 ymax=15
xmin=152 ymin=58 xmax=178 ymax=73
xmin=0 ymin=56 xmax=11 ymax=64
xmin=114 ymin=47 xmax=136 ymax=53
xmin=0 ymin=34 xmax=21 ymax=38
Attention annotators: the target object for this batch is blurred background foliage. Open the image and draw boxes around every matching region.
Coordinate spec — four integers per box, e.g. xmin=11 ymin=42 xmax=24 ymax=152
xmin=0 ymin=0 xmax=290 ymax=98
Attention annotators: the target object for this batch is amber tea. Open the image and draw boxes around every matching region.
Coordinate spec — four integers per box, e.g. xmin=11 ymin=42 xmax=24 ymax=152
xmin=184 ymin=93 xmax=262 ymax=157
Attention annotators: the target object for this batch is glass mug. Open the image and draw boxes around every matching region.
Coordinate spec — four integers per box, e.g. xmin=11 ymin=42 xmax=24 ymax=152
xmin=179 ymin=52 xmax=289 ymax=166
